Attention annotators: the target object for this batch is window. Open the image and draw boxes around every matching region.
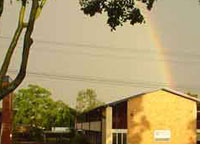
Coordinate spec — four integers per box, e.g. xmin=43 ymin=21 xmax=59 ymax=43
xmin=112 ymin=129 xmax=127 ymax=144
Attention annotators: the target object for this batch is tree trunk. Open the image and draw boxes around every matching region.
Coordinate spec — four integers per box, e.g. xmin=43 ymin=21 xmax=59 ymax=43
xmin=0 ymin=0 xmax=4 ymax=17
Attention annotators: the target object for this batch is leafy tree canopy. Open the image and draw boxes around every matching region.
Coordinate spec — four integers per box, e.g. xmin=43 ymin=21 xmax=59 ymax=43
xmin=187 ymin=92 xmax=198 ymax=98
xmin=76 ymin=89 xmax=104 ymax=113
xmin=187 ymin=92 xmax=200 ymax=110
xmin=13 ymin=84 xmax=74 ymax=131
xmin=80 ymin=0 xmax=156 ymax=30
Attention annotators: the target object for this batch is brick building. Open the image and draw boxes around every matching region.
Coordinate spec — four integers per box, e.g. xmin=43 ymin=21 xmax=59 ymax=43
xmin=76 ymin=88 xmax=200 ymax=144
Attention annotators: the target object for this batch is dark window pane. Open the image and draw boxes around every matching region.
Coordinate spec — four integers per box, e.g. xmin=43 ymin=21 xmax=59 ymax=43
xmin=97 ymin=132 xmax=101 ymax=144
xmin=113 ymin=133 xmax=117 ymax=144
xmin=123 ymin=133 xmax=127 ymax=144
xmin=112 ymin=102 xmax=127 ymax=129
xmin=118 ymin=133 xmax=122 ymax=144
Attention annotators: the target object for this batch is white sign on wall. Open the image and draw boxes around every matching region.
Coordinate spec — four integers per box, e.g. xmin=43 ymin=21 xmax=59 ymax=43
xmin=154 ymin=130 xmax=171 ymax=142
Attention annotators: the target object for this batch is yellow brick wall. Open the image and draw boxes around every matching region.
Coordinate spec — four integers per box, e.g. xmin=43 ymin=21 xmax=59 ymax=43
xmin=127 ymin=90 xmax=196 ymax=144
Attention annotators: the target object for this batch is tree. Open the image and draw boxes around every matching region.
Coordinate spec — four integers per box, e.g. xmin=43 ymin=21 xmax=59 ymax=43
xmin=52 ymin=100 xmax=76 ymax=128
xmin=187 ymin=92 xmax=200 ymax=110
xmin=187 ymin=92 xmax=198 ymax=98
xmin=0 ymin=0 xmax=157 ymax=100
xmin=0 ymin=0 xmax=47 ymax=100
xmin=80 ymin=0 xmax=157 ymax=31
xmin=13 ymin=84 xmax=73 ymax=133
xmin=76 ymin=89 xmax=104 ymax=113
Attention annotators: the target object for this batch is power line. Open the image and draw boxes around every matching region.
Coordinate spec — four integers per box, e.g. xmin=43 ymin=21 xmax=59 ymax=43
xmin=2 ymin=42 xmax=200 ymax=64
xmin=34 ymin=46 xmax=200 ymax=64
xmin=1 ymin=35 xmax=200 ymax=64
xmin=1 ymin=35 xmax=200 ymax=58
xmin=8 ymin=69 xmax=200 ymax=92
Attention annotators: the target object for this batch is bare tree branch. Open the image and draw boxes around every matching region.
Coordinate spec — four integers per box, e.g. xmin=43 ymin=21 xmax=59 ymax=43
xmin=0 ymin=0 xmax=39 ymax=99
xmin=0 ymin=5 xmax=27 ymax=74
xmin=0 ymin=1 xmax=27 ymax=90
xmin=36 ymin=0 xmax=47 ymax=19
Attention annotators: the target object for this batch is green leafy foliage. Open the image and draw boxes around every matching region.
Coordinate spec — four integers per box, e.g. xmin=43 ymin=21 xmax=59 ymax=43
xmin=80 ymin=0 xmax=156 ymax=30
xmin=76 ymin=89 xmax=104 ymax=113
xmin=187 ymin=92 xmax=200 ymax=110
xmin=13 ymin=85 xmax=74 ymax=132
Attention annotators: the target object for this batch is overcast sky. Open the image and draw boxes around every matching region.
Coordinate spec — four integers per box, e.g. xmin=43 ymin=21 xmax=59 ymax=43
xmin=1 ymin=0 xmax=200 ymax=107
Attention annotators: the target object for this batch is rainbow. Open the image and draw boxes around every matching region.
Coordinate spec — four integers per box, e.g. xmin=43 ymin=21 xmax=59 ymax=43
xmin=147 ymin=20 xmax=174 ymax=88
xmin=138 ymin=3 xmax=175 ymax=88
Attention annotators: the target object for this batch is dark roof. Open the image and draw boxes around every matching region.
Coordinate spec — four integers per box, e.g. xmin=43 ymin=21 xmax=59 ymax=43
xmin=82 ymin=88 xmax=200 ymax=114
xmin=106 ymin=88 xmax=200 ymax=106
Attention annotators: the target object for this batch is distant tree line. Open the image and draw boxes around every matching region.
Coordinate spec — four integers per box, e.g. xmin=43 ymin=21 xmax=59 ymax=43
xmin=76 ymin=88 xmax=104 ymax=113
